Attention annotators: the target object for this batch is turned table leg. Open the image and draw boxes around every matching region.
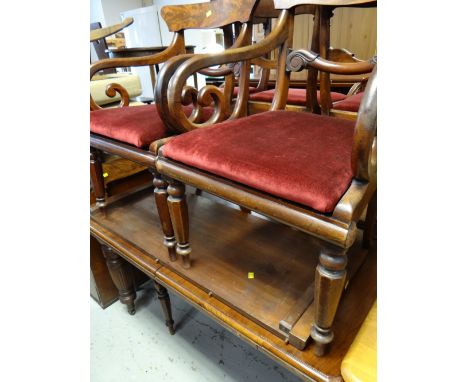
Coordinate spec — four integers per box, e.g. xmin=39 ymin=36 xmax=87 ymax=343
xmin=154 ymin=281 xmax=175 ymax=335
xmin=311 ymin=245 xmax=347 ymax=356
xmin=101 ymin=245 xmax=136 ymax=315
xmin=151 ymin=169 xmax=177 ymax=262
xmin=90 ymin=148 xmax=106 ymax=208
xmin=167 ymin=179 xmax=192 ymax=269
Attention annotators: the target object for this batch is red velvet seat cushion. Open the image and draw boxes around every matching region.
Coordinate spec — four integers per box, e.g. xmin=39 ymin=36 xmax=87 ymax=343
xmin=90 ymin=105 xmax=208 ymax=148
xmin=332 ymin=92 xmax=364 ymax=112
xmin=249 ymin=88 xmax=347 ymax=106
xmin=232 ymin=86 xmax=260 ymax=97
xmin=162 ymin=110 xmax=356 ymax=213
xmin=90 ymin=104 xmax=171 ymax=148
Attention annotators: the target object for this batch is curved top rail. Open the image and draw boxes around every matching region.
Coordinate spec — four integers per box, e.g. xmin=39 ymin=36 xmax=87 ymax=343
xmin=90 ymin=17 xmax=133 ymax=42
xmin=161 ymin=0 xmax=258 ymax=32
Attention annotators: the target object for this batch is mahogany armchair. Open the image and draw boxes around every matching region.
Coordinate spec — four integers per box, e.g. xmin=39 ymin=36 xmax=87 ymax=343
xmin=244 ymin=1 xmax=376 ymax=117
xmin=90 ymin=1 xmax=268 ymax=264
xmin=155 ymin=0 xmax=376 ymax=355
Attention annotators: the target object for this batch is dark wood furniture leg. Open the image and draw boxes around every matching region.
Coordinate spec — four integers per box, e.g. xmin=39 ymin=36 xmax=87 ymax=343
xmin=90 ymin=148 xmax=106 ymax=208
xmin=101 ymin=245 xmax=137 ymax=315
xmin=154 ymin=281 xmax=175 ymax=335
xmin=311 ymin=244 xmax=347 ymax=356
xmin=167 ymin=179 xmax=192 ymax=269
xmin=363 ymin=191 xmax=377 ymax=249
xmin=151 ymin=169 xmax=177 ymax=262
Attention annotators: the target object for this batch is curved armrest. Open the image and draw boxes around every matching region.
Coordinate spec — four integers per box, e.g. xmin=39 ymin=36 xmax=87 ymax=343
xmin=352 ymin=65 xmax=377 ymax=182
xmin=90 ymin=17 xmax=133 ymax=42
xmin=90 ymin=33 xmax=186 ymax=110
xmin=90 ymin=33 xmax=185 ymax=80
xmin=156 ymin=10 xmax=292 ymax=134
xmin=286 ymin=49 xmax=376 ymax=74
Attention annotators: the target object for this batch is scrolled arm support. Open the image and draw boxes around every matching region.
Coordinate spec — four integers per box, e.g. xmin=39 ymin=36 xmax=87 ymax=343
xmin=105 ymin=83 xmax=130 ymax=108
xmin=156 ymin=10 xmax=292 ymax=134
xmin=286 ymin=49 xmax=319 ymax=72
xmin=286 ymin=49 xmax=376 ymax=75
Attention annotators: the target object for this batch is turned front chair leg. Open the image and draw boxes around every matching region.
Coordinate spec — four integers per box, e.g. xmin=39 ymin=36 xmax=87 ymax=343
xmin=363 ymin=191 xmax=377 ymax=249
xmin=311 ymin=245 xmax=348 ymax=356
xmin=101 ymin=245 xmax=137 ymax=315
xmin=154 ymin=281 xmax=175 ymax=335
xmin=90 ymin=148 xmax=106 ymax=208
xmin=167 ymin=179 xmax=192 ymax=269
xmin=151 ymin=169 xmax=177 ymax=262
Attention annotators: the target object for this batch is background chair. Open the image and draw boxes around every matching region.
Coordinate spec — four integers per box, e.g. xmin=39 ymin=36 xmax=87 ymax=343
xmin=90 ymin=18 xmax=144 ymax=106
xmin=155 ymin=0 xmax=376 ymax=356
xmin=244 ymin=2 xmax=376 ymax=118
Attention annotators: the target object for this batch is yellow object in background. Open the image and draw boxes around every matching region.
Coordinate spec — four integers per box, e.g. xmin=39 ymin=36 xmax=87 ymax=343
xmin=341 ymin=301 xmax=377 ymax=382
xmin=248 ymin=272 xmax=254 ymax=279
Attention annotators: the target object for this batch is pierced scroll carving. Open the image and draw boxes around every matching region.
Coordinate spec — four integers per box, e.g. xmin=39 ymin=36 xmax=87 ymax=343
xmin=181 ymin=84 xmax=227 ymax=126
xmin=105 ymin=83 xmax=130 ymax=108
xmin=286 ymin=49 xmax=319 ymax=72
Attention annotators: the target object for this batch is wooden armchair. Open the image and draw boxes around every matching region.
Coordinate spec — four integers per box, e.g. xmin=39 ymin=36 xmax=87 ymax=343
xmin=243 ymin=2 xmax=376 ymax=118
xmin=90 ymin=0 xmax=262 ymax=208
xmin=155 ymin=0 xmax=376 ymax=355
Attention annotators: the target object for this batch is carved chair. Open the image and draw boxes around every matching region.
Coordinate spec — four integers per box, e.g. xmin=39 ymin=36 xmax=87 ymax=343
xmin=155 ymin=0 xmax=376 ymax=355
xmin=90 ymin=0 xmax=271 ymax=266
xmin=245 ymin=2 xmax=376 ymax=118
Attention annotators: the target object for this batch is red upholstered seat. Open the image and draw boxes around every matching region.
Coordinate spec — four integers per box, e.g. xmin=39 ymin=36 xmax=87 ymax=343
xmin=232 ymin=86 xmax=260 ymax=97
xmin=162 ymin=110 xmax=356 ymax=213
xmin=332 ymin=92 xmax=364 ymax=112
xmin=249 ymin=88 xmax=347 ymax=106
xmin=90 ymin=104 xmax=209 ymax=148
xmin=90 ymin=104 xmax=171 ymax=148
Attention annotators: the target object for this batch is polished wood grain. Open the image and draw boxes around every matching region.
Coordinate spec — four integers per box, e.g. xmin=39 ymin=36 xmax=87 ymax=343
xmin=161 ymin=0 xmax=258 ymax=32
xmin=91 ymin=189 xmax=371 ymax=348
xmin=90 ymin=190 xmax=376 ymax=381
xmin=156 ymin=10 xmax=293 ymax=133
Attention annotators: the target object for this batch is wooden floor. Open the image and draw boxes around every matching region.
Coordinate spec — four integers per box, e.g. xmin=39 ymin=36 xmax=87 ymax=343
xmin=91 ymin=188 xmax=376 ymax=382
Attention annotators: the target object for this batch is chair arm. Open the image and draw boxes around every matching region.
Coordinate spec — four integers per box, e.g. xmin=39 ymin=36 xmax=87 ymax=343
xmin=90 ymin=33 xmax=185 ymax=110
xmin=90 ymin=33 xmax=185 ymax=79
xmin=155 ymin=10 xmax=292 ymax=134
xmin=286 ymin=49 xmax=376 ymax=75
xmin=352 ymin=65 xmax=377 ymax=182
